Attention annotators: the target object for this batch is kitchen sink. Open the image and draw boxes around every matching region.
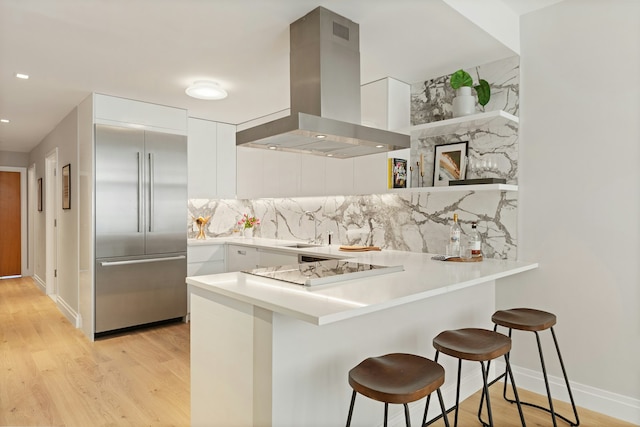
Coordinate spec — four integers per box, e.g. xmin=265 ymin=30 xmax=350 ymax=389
xmin=281 ymin=243 xmax=321 ymax=248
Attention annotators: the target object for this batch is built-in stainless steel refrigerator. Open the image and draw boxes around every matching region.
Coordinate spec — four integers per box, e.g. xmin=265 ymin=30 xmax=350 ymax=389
xmin=94 ymin=124 xmax=187 ymax=334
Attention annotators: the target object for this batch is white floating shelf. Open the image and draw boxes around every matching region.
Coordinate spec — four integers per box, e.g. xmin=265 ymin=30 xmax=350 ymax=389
xmin=388 ymin=184 xmax=518 ymax=194
xmin=407 ymin=110 xmax=519 ymax=139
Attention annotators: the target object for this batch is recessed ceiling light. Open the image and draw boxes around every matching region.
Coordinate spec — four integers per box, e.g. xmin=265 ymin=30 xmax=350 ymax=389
xmin=316 ymin=134 xmax=326 ymax=139
xmin=326 ymin=153 xmax=334 ymax=157
xmin=375 ymin=144 xmax=384 ymax=148
xmin=15 ymin=73 xmax=29 ymax=79
xmin=185 ymin=80 xmax=227 ymax=100
xmin=0 ymin=119 xmax=10 ymax=123
xmin=268 ymin=145 xmax=277 ymax=150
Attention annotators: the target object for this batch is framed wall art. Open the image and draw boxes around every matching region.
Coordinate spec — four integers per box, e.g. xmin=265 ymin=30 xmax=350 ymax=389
xmin=37 ymin=178 xmax=43 ymax=212
xmin=62 ymin=164 xmax=71 ymax=209
xmin=433 ymin=141 xmax=468 ymax=186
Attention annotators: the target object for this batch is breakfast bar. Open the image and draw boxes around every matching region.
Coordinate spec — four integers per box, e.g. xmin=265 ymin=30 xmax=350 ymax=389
xmin=187 ymin=244 xmax=537 ymax=427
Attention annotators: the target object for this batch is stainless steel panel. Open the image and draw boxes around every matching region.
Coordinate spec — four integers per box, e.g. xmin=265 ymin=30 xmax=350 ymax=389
xmin=95 ymin=253 xmax=187 ymax=333
xmin=144 ymin=131 xmax=187 ymax=254
xmin=95 ymin=125 xmax=145 ymax=258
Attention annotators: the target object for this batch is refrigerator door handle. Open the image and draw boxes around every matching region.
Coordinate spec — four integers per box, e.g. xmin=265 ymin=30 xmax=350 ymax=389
xmin=100 ymin=255 xmax=186 ymax=267
xmin=148 ymin=152 xmax=154 ymax=232
xmin=137 ymin=151 xmax=144 ymax=233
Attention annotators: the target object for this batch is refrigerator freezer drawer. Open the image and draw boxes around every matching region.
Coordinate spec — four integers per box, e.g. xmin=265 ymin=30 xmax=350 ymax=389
xmin=95 ymin=254 xmax=187 ymax=334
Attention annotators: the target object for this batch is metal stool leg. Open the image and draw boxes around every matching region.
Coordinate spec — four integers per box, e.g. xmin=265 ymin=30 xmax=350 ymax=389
xmin=497 ymin=326 xmax=579 ymax=426
xmin=345 ymin=390 xmax=357 ymax=427
xmin=384 ymin=402 xmax=389 ymax=427
xmin=551 ymin=327 xmax=580 ymax=426
xmin=403 ymin=403 xmax=411 ymax=427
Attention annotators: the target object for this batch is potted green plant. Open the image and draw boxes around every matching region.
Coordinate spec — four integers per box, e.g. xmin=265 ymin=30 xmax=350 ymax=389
xmin=450 ymin=69 xmax=491 ymax=117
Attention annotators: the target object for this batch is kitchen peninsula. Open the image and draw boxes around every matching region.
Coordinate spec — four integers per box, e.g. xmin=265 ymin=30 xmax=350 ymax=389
xmin=186 ymin=239 xmax=537 ymax=427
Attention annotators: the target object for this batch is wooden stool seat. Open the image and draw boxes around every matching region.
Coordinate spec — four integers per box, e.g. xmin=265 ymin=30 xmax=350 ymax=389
xmin=346 ymin=353 xmax=450 ymax=427
xmin=492 ymin=308 xmax=580 ymax=426
xmin=349 ymin=353 xmax=445 ymax=404
xmin=492 ymin=308 xmax=556 ymax=331
xmin=425 ymin=328 xmax=526 ymax=427
xmin=433 ymin=328 xmax=511 ymax=361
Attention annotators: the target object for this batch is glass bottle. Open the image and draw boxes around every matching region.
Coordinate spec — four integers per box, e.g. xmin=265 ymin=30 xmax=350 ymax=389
xmin=469 ymin=222 xmax=482 ymax=258
xmin=449 ymin=213 xmax=462 ymax=256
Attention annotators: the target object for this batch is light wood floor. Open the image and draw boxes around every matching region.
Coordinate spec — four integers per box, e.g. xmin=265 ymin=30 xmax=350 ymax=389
xmin=1 ymin=277 xmax=635 ymax=426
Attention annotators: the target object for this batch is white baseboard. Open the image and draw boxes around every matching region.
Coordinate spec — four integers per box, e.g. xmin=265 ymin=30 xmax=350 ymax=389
xmin=385 ymin=359 xmax=640 ymax=427
xmin=33 ymin=274 xmax=46 ymax=292
xmin=56 ymin=296 xmax=81 ymax=328
xmin=494 ymin=361 xmax=640 ymax=425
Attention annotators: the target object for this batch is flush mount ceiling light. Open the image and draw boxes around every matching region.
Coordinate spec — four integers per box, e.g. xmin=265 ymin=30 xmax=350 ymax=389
xmin=185 ymin=80 xmax=227 ymax=100
xmin=0 ymin=119 xmax=10 ymax=123
xmin=15 ymin=73 xmax=29 ymax=79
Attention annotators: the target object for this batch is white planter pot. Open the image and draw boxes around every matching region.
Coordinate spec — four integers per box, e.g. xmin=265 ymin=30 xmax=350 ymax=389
xmin=452 ymin=87 xmax=476 ymax=117
xmin=243 ymin=228 xmax=254 ymax=238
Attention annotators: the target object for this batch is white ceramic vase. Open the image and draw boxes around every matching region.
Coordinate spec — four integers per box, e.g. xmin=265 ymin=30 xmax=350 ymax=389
xmin=243 ymin=227 xmax=253 ymax=238
xmin=452 ymin=86 xmax=476 ymax=117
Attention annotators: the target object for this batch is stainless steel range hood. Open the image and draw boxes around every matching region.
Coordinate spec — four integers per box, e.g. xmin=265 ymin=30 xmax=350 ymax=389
xmin=236 ymin=7 xmax=410 ymax=158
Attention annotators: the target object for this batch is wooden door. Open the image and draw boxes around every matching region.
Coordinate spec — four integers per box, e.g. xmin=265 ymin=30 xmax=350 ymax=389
xmin=0 ymin=171 xmax=21 ymax=277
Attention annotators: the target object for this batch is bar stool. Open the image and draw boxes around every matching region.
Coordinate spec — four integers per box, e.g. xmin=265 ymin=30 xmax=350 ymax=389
xmin=491 ymin=308 xmax=580 ymax=426
xmin=424 ymin=328 xmax=526 ymax=427
xmin=345 ymin=353 xmax=450 ymax=427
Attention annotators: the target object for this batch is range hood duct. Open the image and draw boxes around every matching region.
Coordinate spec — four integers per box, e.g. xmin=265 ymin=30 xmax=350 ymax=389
xmin=236 ymin=7 xmax=410 ymax=158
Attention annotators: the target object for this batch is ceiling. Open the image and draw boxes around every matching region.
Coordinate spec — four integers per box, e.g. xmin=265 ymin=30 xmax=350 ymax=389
xmin=0 ymin=0 xmax=563 ymax=153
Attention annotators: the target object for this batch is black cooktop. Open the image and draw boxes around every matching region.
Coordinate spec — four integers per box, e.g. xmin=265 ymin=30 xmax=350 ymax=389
xmin=242 ymin=259 xmax=403 ymax=287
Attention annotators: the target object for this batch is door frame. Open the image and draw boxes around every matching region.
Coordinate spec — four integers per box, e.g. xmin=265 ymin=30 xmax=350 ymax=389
xmin=45 ymin=148 xmax=59 ymax=299
xmin=0 ymin=166 xmax=28 ymax=277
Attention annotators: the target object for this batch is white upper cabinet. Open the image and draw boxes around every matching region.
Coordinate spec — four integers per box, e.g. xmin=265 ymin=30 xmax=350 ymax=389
xmin=94 ymin=94 xmax=187 ymax=134
xmin=236 ymin=146 xmax=265 ymax=199
xmin=188 ymin=118 xmax=236 ymax=199
xmin=215 ymin=122 xmax=237 ymax=198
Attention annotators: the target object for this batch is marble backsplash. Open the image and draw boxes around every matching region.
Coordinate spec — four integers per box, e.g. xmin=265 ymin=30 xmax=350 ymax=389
xmin=189 ymin=190 xmax=517 ymax=259
xmin=410 ymin=56 xmax=520 ymax=188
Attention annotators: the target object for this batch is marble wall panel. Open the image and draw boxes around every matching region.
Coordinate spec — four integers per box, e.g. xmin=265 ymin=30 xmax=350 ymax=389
xmin=409 ymin=56 xmax=520 ymax=188
xmin=188 ymin=190 xmax=517 ymax=259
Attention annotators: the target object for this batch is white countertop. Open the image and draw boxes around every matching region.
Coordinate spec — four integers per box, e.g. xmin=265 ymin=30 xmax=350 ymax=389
xmin=186 ymin=238 xmax=538 ymax=325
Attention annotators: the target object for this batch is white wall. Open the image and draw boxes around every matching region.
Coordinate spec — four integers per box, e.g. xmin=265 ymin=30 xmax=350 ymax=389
xmin=28 ymin=108 xmax=80 ymax=325
xmin=497 ymin=0 xmax=640 ymax=422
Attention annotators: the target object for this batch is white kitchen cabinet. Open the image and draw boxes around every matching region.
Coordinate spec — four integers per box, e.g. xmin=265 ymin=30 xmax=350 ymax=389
xmin=236 ymin=146 xmax=265 ymax=199
xmin=299 ymin=155 xmax=326 ymax=196
xmin=216 ymin=122 xmax=237 ymax=198
xmin=262 ymin=149 xmax=300 ymax=198
xmin=94 ymin=94 xmax=187 ymax=134
xmin=226 ymin=244 xmax=260 ymax=272
xmin=188 ymin=118 xmax=236 ymax=199
xmin=353 ymin=153 xmax=387 ymax=194
xmin=257 ymin=249 xmax=298 ymax=268
xmin=326 ymin=157 xmax=354 ymax=195
xmin=188 ymin=244 xmax=226 ymax=276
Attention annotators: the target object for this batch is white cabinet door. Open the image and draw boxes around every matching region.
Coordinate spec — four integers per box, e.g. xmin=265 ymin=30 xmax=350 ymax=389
xmin=353 ymin=153 xmax=387 ymax=194
xmin=300 ymin=155 xmax=326 ymax=196
xmin=258 ymin=249 xmax=298 ymax=268
xmin=216 ymin=123 xmax=237 ymax=198
xmin=326 ymin=157 xmax=354 ymax=195
xmin=188 ymin=244 xmax=226 ymax=276
xmin=95 ymin=94 xmax=187 ymax=133
xmin=236 ymin=147 xmax=264 ymax=199
xmin=226 ymin=245 xmax=260 ymax=272
xmin=188 ymin=118 xmax=218 ymax=199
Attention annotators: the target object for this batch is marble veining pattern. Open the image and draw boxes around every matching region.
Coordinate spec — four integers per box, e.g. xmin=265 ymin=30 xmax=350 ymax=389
xmin=189 ymin=191 xmax=517 ymax=260
xmin=410 ymin=56 xmax=520 ymax=187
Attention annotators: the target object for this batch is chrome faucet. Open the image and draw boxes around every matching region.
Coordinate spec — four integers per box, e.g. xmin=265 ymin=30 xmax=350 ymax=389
xmin=304 ymin=211 xmax=319 ymax=244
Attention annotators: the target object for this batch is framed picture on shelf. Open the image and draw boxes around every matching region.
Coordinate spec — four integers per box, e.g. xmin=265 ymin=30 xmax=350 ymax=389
xmin=62 ymin=164 xmax=71 ymax=209
xmin=37 ymin=178 xmax=43 ymax=212
xmin=433 ymin=141 xmax=468 ymax=186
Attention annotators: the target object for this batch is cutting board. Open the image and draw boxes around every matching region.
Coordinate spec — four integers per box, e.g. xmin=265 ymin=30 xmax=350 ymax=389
xmin=339 ymin=245 xmax=382 ymax=252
